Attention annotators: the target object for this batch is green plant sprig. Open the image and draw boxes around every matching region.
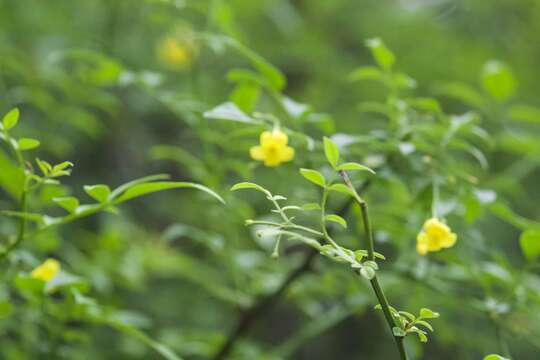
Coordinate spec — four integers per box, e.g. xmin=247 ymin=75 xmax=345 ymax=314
xmin=232 ymin=136 xmax=442 ymax=359
xmin=0 ymin=108 xmax=225 ymax=259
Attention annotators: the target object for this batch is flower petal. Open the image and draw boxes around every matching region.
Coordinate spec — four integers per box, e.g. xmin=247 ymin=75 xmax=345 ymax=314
xmin=260 ymin=131 xmax=273 ymax=147
xmin=271 ymin=130 xmax=288 ymax=146
xmin=279 ymin=146 xmax=295 ymax=162
xmin=250 ymin=146 xmax=265 ymax=161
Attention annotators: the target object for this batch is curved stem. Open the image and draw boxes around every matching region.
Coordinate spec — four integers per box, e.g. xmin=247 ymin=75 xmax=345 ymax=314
xmin=339 ymin=170 xmax=408 ymax=360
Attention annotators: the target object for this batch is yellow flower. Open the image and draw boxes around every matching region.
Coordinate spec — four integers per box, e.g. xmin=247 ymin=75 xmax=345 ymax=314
xmin=416 ymin=218 xmax=457 ymax=256
xmin=250 ymin=130 xmax=295 ymax=167
xmin=31 ymin=258 xmax=60 ymax=282
xmin=156 ymin=36 xmax=193 ymax=71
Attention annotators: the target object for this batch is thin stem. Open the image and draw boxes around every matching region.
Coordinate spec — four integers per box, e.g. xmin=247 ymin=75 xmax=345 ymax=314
xmin=339 ymin=170 xmax=408 ymax=360
xmin=320 ymin=188 xmax=343 ymax=251
xmin=248 ymin=220 xmax=323 ymax=237
xmin=212 ymin=182 xmax=370 ymax=359
xmin=431 ymin=176 xmax=439 ymax=218
xmin=493 ymin=318 xmax=512 ymax=359
xmin=1 ymin=132 xmax=29 ymax=258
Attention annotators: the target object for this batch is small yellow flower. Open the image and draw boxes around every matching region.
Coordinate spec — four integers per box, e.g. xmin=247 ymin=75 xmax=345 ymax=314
xmin=250 ymin=130 xmax=295 ymax=167
xmin=31 ymin=258 xmax=60 ymax=282
xmin=416 ymin=218 xmax=457 ymax=256
xmin=156 ymin=36 xmax=193 ymax=71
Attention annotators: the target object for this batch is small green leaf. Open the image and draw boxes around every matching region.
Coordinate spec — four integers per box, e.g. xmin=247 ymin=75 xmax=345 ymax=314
xmin=419 ymin=308 xmax=440 ymax=319
xmin=230 ymin=182 xmax=271 ymax=196
xmin=398 ymin=311 xmax=416 ymax=322
xmin=336 ymin=162 xmax=376 ymax=174
xmin=203 ymin=102 xmax=255 ymax=123
xmin=36 ymin=158 xmax=52 ymax=176
xmin=84 ymin=184 xmax=111 ymax=203
xmin=415 ymin=320 xmax=433 ymax=332
xmin=519 ymin=229 xmax=540 ymax=261
xmin=53 ymin=161 xmax=74 ymax=173
xmin=392 ymin=326 xmax=406 ymax=337
xmin=53 ymin=197 xmax=80 ymax=214
xmin=299 ymin=168 xmax=325 ymax=187
xmin=363 ymin=260 xmax=378 ymax=270
xmin=17 ymin=138 xmax=40 ymax=151
xmin=302 ymin=203 xmax=321 ymax=211
xmin=230 ymin=82 xmax=260 ymax=113
xmin=114 ymin=182 xmax=224 ymax=204
xmin=328 ymin=183 xmax=354 ymax=196
xmin=348 ymin=66 xmax=385 ymax=82
xmin=109 ymin=174 xmax=170 ymax=199
xmin=325 ymin=214 xmax=347 ymax=228
xmin=323 ymin=136 xmax=339 ymax=168
xmin=366 ymin=38 xmax=395 ymax=71
xmin=413 ymin=329 xmax=428 ymax=343
xmin=2 ymin=108 xmax=19 ymax=130
xmin=483 ymin=355 xmax=509 ymax=360
xmin=360 ymin=266 xmax=376 ymax=280
xmin=481 ymin=60 xmax=515 ymax=101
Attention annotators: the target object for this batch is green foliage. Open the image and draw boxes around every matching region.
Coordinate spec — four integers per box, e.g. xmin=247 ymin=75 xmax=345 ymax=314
xmin=1 ymin=1 xmax=540 ymax=359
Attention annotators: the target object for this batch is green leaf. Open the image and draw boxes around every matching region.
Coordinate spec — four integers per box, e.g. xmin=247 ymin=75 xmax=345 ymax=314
xmin=436 ymin=82 xmax=486 ymax=109
xmin=483 ymin=355 xmax=509 ymax=360
xmin=0 ymin=149 xmax=25 ymax=198
xmin=203 ymin=101 xmax=255 ymax=123
xmin=415 ymin=320 xmax=433 ymax=332
xmin=299 ymin=168 xmax=325 ymax=187
xmin=2 ymin=108 xmax=19 ymax=130
xmin=109 ymin=174 xmax=170 ymax=199
xmin=15 ymin=275 xmax=45 ymax=296
xmin=336 ymin=162 xmax=376 ymax=174
xmin=392 ymin=326 xmax=406 ymax=337
xmin=325 ymin=214 xmax=347 ymax=228
xmin=102 ymin=315 xmax=183 ymax=360
xmin=228 ymin=38 xmax=286 ymax=91
xmin=419 ymin=308 xmax=440 ymax=319
xmin=0 ymin=300 xmax=13 ymax=318
xmin=360 ymin=266 xmax=375 ymax=280
xmin=366 ymin=38 xmax=395 ymax=71
xmin=230 ymin=182 xmax=271 ymax=196
xmin=230 ymin=82 xmax=260 ymax=113
xmin=302 ymin=203 xmax=321 ymax=211
xmin=84 ymin=184 xmax=111 ymax=203
xmin=53 ymin=196 xmax=80 ymax=213
xmin=410 ymin=328 xmax=428 ymax=342
xmin=519 ymin=229 xmax=540 ymax=261
xmin=17 ymin=138 xmax=40 ymax=151
xmin=348 ymin=66 xmax=385 ymax=82
xmin=481 ymin=60 xmax=515 ymax=101
xmin=114 ymin=182 xmax=224 ymax=204
xmin=52 ymin=161 xmax=74 ymax=173
xmin=36 ymin=158 xmax=52 ymax=176
xmin=328 ymin=183 xmax=354 ymax=196
xmin=508 ymin=104 xmax=540 ymax=125
xmin=323 ymin=137 xmax=339 ymax=168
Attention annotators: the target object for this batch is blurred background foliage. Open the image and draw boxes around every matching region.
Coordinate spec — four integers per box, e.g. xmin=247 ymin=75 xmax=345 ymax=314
xmin=1 ymin=0 xmax=540 ymax=359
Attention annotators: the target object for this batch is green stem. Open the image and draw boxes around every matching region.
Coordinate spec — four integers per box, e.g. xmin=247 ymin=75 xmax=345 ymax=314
xmin=339 ymin=170 xmax=408 ymax=360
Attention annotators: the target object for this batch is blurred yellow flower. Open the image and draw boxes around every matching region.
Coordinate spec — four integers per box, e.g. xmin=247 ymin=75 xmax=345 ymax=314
xmin=157 ymin=36 xmax=193 ymax=70
xmin=250 ymin=130 xmax=295 ymax=167
xmin=416 ymin=218 xmax=457 ymax=256
xmin=31 ymin=258 xmax=60 ymax=282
